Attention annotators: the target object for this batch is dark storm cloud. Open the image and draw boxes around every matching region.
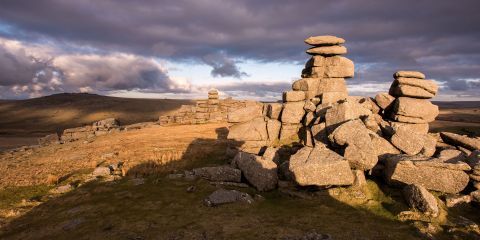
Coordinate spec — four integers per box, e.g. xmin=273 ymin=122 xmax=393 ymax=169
xmin=0 ymin=0 xmax=479 ymax=97
xmin=202 ymin=53 xmax=248 ymax=78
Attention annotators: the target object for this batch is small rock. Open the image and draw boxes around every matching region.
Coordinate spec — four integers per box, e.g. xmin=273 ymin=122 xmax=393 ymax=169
xmin=204 ymin=189 xmax=254 ymax=207
xmin=92 ymin=167 xmax=111 ymax=177
xmin=186 ymin=186 xmax=196 ymax=193
xmin=445 ymin=194 xmax=472 ymax=207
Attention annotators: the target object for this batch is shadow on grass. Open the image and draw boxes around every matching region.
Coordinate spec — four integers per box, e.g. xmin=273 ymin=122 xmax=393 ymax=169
xmin=0 ymin=126 xmax=463 ymax=240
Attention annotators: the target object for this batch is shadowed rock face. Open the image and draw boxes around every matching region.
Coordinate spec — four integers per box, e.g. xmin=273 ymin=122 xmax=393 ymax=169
xmin=403 ymin=184 xmax=439 ymax=217
xmin=232 ymin=151 xmax=278 ymax=191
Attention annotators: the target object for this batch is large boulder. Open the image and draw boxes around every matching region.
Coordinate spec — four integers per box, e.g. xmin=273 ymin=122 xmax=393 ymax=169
xmin=384 ymin=155 xmax=470 ymax=194
xmin=38 ymin=133 xmax=60 ymax=146
xmin=281 ymin=102 xmax=305 ymax=124
xmin=304 ymin=35 xmax=345 ymax=46
xmin=369 ymin=133 xmax=400 ymax=161
xmin=289 ymin=145 xmax=354 ymax=187
xmin=390 ymin=126 xmax=425 ymax=155
xmin=227 ymin=117 xmax=268 ymax=141
xmin=233 ymin=151 xmax=278 ymax=191
xmin=307 ymin=45 xmax=347 ymax=55
xmin=317 ymin=78 xmax=348 ymax=95
xmin=391 ymin=97 xmax=439 ymax=123
xmin=403 ymin=184 xmax=439 ymax=217
xmin=329 ymin=120 xmax=378 ymax=170
xmin=193 ymin=166 xmax=241 ymax=182
xmin=440 ymin=132 xmax=480 ymax=151
xmin=324 ymin=56 xmax=354 ymax=78
xmin=227 ymin=103 xmax=263 ymax=123
xmin=325 ymin=99 xmax=372 ymax=132
xmin=389 ymin=78 xmax=438 ymax=99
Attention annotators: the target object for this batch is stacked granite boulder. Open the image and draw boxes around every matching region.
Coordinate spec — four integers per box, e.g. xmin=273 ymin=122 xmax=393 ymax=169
xmin=225 ymin=35 xmax=479 ymax=213
xmin=375 ymin=71 xmax=439 ymax=157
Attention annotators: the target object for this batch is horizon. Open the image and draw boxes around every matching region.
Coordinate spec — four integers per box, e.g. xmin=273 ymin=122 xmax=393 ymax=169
xmin=0 ymin=1 xmax=479 ymax=101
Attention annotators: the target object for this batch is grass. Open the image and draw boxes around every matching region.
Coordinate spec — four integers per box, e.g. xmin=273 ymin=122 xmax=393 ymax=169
xmin=0 ymin=185 xmax=51 ymax=211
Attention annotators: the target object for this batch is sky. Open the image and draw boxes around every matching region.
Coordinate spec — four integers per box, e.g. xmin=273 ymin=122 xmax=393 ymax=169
xmin=0 ymin=0 xmax=479 ymax=101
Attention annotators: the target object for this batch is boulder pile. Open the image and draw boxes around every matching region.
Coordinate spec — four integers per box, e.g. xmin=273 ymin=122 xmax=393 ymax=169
xmin=225 ymin=35 xmax=480 ymax=212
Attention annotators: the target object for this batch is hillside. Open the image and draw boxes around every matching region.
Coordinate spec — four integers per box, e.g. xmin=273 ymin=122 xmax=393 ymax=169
xmin=0 ymin=93 xmax=194 ymax=148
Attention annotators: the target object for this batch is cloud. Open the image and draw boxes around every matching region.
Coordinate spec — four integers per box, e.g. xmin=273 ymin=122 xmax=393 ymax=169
xmin=0 ymin=37 xmax=191 ymax=98
xmin=202 ymin=52 xmax=248 ymax=78
xmin=0 ymin=0 xmax=479 ymax=99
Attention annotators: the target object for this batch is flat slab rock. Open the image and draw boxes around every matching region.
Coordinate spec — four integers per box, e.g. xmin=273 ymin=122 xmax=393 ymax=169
xmin=394 ymin=71 xmax=426 ymax=79
xmin=389 ymin=78 xmax=438 ymax=99
xmin=289 ymin=145 xmax=354 ymax=187
xmin=440 ymin=132 xmax=480 ymax=151
xmin=193 ymin=166 xmax=241 ymax=183
xmin=385 ymin=155 xmax=470 ymax=194
xmin=227 ymin=103 xmax=263 ymax=123
xmin=204 ymin=189 xmax=254 ymax=207
xmin=304 ymin=35 xmax=345 ymax=46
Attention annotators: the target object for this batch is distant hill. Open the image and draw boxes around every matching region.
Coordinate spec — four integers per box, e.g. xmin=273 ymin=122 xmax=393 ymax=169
xmin=0 ymin=93 xmax=194 ymax=136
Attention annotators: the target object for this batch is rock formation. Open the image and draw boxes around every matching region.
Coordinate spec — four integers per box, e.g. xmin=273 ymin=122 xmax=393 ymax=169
xmin=225 ymin=35 xmax=480 ymax=208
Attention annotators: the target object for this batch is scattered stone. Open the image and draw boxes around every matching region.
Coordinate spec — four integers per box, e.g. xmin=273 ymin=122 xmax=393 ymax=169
xmin=289 ymin=145 xmax=354 ymax=187
xmin=440 ymin=132 xmax=480 ymax=151
xmin=186 ymin=186 xmax=196 ymax=193
xmin=233 ymin=151 xmax=278 ymax=191
xmin=403 ymin=184 xmax=439 ymax=217
xmin=304 ymin=35 xmax=345 ymax=46
xmin=49 ymin=184 xmax=73 ymax=194
xmin=193 ymin=166 xmax=242 ymax=182
xmin=204 ymin=189 xmax=254 ymax=207
xmin=92 ymin=167 xmax=111 ymax=177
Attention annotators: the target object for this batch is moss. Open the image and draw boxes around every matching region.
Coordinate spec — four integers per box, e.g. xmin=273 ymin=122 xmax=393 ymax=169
xmin=0 ymin=185 xmax=51 ymax=210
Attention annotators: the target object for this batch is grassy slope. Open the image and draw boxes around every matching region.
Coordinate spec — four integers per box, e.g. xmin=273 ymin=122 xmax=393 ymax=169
xmin=0 ymin=93 xmax=194 ymax=136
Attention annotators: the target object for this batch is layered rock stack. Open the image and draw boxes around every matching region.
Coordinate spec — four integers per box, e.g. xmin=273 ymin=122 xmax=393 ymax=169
xmin=375 ymin=71 xmax=440 ymax=156
xmin=226 ymin=35 xmax=480 ymax=207
xmin=158 ymin=89 xmax=248 ymax=125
